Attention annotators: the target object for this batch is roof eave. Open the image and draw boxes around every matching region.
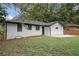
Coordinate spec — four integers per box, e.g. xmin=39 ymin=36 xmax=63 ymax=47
xmin=6 ymin=21 xmax=47 ymax=26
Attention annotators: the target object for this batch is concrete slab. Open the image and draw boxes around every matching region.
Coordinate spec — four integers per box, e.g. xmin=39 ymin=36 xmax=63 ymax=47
xmin=51 ymin=35 xmax=78 ymax=37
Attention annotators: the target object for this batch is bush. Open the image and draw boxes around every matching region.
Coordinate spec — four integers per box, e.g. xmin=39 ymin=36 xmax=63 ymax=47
xmin=0 ymin=24 xmax=4 ymax=36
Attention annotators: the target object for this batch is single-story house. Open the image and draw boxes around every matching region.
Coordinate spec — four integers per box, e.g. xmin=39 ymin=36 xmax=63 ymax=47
xmin=6 ymin=19 xmax=64 ymax=40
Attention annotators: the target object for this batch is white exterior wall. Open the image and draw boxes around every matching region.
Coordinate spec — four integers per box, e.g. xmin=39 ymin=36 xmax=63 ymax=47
xmin=7 ymin=22 xmax=64 ymax=39
xmin=44 ymin=27 xmax=50 ymax=36
xmin=7 ymin=23 xmax=42 ymax=39
xmin=50 ymin=23 xmax=64 ymax=36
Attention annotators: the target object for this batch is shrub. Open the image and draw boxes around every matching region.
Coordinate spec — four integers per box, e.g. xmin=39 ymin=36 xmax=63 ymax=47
xmin=0 ymin=24 xmax=4 ymax=36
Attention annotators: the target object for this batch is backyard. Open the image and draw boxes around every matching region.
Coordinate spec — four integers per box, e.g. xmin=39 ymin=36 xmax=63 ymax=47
xmin=0 ymin=36 xmax=79 ymax=56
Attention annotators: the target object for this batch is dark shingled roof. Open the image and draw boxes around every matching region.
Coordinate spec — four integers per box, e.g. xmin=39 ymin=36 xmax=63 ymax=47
xmin=6 ymin=19 xmax=58 ymax=26
xmin=65 ymin=24 xmax=79 ymax=27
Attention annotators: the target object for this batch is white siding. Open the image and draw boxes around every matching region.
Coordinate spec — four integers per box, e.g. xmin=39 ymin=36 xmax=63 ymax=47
xmin=7 ymin=23 xmax=17 ymax=39
xmin=44 ymin=27 xmax=50 ymax=36
xmin=7 ymin=22 xmax=64 ymax=39
xmin=50 ymin=23 xmax=64 ymax=36
xmin=22 ymin=24 xmax=42 ymax=37
xmin=7 ymin=23 xmax=42 ymax=39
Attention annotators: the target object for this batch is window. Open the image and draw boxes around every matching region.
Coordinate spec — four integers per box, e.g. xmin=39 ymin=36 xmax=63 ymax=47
xmin=27 ymin=24 xmax=32 ymax=30
xmin=56 ymin=27 xmax=58 ymax=29
xmin=17 ymin=23 xmax=22 ymax=32
xmin=36 ymin=25 xmax=40 ymax=30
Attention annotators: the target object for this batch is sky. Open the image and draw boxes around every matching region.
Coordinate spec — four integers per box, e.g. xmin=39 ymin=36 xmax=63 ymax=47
xmin=6 ymin=6 xmax=19 ymax=20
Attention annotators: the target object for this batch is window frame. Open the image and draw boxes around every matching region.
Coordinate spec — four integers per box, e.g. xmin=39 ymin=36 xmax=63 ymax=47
xmin=27 ymin=24 xmax=32 ymax=30
xmin=17 ymin=23 xmax=22 ymax=32
xmin=36 ymin=25 xmax=40 ymax=30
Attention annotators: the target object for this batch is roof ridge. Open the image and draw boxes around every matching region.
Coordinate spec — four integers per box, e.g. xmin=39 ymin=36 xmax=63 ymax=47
xmin=6 ymin=19 xmax=58 ymax=26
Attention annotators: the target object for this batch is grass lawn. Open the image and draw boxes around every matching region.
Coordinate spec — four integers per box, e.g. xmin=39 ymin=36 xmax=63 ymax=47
xmin=0 ymin=36 xmax=79 ymax=56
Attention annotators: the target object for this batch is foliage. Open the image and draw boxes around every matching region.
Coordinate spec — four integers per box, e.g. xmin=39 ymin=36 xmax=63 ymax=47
xmin=0 ymin=4 xmax=8 ymax=21
xmin=11 ymin=3 xmax=79 ymax=24
xmin=12 ymin=3 xmax=61 ymax=22
xmin=56 ymin=4 xmax=75 ymax=24
xmin=0 ymin=4 xmax=8 ymax=36
xmin=0 ymin=23 xmax=4 ymax=35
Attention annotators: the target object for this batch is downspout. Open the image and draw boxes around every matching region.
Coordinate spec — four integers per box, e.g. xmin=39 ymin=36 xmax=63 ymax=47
xmin=5 ymin=22 xmax=7 ymax=40
xmin=50 ymin=26 xmax=51 ymax=36
xmin=3 ymin=20 xmax=7 ymax=40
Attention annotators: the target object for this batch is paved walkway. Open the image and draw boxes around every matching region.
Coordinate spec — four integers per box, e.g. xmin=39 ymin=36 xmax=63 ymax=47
xmin=51 ymin=35 xmax=78 ymax=37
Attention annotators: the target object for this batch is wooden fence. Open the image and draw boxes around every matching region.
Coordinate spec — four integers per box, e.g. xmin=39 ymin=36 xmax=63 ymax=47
xmin=64 ymin=27 xmax=79 ymax=35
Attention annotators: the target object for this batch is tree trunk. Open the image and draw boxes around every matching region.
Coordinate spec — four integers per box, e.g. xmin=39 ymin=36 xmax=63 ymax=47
xmin=3 ymin=20 xmax=7 ymax=41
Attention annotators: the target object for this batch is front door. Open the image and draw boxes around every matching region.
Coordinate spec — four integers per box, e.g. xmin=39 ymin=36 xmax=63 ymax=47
xmin=42 ymin=26 xmax=44 ymax=35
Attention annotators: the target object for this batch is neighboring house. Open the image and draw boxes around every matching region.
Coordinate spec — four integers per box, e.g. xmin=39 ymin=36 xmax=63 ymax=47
xmin=6 ymin=19 xmax=64 ymax=39
xmin=64 ymin=24 xmax=79 ymax=35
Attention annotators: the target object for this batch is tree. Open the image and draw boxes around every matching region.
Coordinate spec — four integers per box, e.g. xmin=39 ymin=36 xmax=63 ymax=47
xmin=0 ymin=4 xmax=7 ymax=21
xmin=56 ymin=4 xmax=75 ymax=24
xmin=72 ymin=4 xmax=79 ymax=24
xmin=12 ymin=3 xmax=59 ymax=22
xmin=12 ymin=3 xmax=79 ymax=24
xmin=0 ymin=4 xmax=8 ymax=40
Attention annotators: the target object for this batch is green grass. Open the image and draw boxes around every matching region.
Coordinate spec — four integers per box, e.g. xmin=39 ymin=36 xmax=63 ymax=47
xmin=0 ymin=36 xmax=79 ymax=56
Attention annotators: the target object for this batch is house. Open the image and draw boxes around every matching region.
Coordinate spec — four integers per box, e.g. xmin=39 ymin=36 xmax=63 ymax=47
xmin=64 ymin=24 xmax=79 ymax=35
xmin=6 ymin=19 xmax=64 ymax=40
